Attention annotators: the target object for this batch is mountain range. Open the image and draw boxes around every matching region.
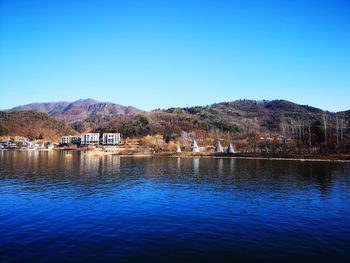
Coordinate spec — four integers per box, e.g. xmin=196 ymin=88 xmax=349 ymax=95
xmin=2 ymin=99 xmax=349 ymax=148
xmin=8 ymin=99 xmax=142 ymax=123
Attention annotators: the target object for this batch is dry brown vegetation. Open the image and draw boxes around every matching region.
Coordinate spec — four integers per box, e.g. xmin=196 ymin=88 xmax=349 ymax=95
xmin=0 ymin=110 xmax=75 ymax=141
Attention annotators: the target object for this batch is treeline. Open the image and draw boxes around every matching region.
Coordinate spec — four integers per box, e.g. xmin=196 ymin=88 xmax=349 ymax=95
xmin=280 ymin=114 xmax=348 ymax=151
xmin=237 ymin=114 xmax=349 ymax=154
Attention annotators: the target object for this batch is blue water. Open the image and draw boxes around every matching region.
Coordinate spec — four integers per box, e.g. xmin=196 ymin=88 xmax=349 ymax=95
xmin=1 ymin=151 xmax=350 ymax=262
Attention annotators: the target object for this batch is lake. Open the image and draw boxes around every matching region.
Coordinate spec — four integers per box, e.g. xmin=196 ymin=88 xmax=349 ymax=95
xmin=0 ymin=151 xmax=350 ymax=262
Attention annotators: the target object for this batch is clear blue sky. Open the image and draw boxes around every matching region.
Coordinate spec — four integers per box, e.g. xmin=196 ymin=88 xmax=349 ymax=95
xmin=0 ymin=0 xmax=349 ymax=111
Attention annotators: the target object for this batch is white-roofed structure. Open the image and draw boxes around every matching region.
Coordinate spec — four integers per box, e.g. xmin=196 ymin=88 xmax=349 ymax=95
xmin=176 ymin=145 xmax=182 ymax=153
xmin=214 ymin=141 xmax=224 ymax=153
xmin=192 ymin=139 xmax=200 ymax=152
xmin=226 ymin=144 xmax=235 ymax=154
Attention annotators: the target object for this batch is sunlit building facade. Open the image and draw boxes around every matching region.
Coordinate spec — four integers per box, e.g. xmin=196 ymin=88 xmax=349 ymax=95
xmin=102 ymin=133 xmax=121 ymax=145
xmin=80 ymin=133 xmax=100 ymax=145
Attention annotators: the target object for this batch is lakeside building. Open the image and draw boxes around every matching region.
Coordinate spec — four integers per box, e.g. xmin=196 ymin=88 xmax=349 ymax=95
xmin=60 ymin=136 xmax=81 ymax=145
xmin=214 ymin=141 xmax=224 ymax=153
xmin=60 ymin=133 xmax=121 ymax=146
xmin=226 ymin=144 xmax=235 ymax=154
xmin=0 ymin=137 xmax=50 ymax=150
xmin=102 ymin=133 xmax=121 ymax=145
xmin=176 ymin=145 xmax=182 ymax=153
xmin=60 ymin=136 xmax=70 ymax=144
xmin=71 ymin=137 xmax=81 ymax=145
xmin=81 ymin=133 xmax=100 ymax=145
xmin=192 ymin=139 xmax=200 ymax=152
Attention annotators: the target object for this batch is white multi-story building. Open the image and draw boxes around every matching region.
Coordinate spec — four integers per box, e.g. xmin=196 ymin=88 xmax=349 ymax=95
xmin=102 ymin=133 xmax=121 ymax=145
xmin=61 ymin=136 xmax=71 ymax=144
xmin=81 ymin=133 xmax=100 ymax=145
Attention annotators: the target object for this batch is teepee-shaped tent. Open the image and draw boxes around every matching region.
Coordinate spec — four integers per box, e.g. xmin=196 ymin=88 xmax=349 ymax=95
xmin=176 ymin=145 xmax=182 ymax=153
xmin=226 ymin=144 xmax=235 ymax=154
xmin=214 ymin=141 xmax=224 ymax=153
xmin=192 ymin=139 xmax=200 ymax=152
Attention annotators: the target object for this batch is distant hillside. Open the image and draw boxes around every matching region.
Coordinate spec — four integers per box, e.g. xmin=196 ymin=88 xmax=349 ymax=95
xmin=0 ymin=111 xmax=75 ymax=141
xmin=72 ymin=99 xmax=349 ymax=150
xmin=72 ymin=110 xmax=241 ymax=138
xmin=8 ymin=99 xmax=142 ymax=122
xmin=165 ymin=99 xmax=329 ymax=133
xmin=9 ymin=101 xmax=70 ymax=113
xmin=4 ymin=99 xmax=349 ymax=149
xmin=75 ymin=99 xmax=346 ymax=134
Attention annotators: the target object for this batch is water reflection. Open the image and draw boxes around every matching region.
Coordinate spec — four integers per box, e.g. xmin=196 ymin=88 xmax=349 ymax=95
xmin=1 ymin=151 xmax=350 ymax=262
xmin=193 ymin=157 xmax=200 ymax=175
xmin=176 ymin=157 xmax=181 ymax=171
xmin=230 ymin=158 xmax=235 ymax=174
xmin=1 ymin=151 xmax=349 ymax=196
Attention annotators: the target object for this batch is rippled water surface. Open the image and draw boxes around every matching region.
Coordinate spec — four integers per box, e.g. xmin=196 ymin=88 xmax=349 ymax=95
xmin=1 ymin=151 xmax=350 ymax=262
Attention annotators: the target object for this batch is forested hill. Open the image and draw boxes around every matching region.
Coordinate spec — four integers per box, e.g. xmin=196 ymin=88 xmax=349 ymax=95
xmin=0 ymin=111 xmax=75 ymax=141
xmin=164 ymin=99 xmax=340 ymax=133
xmin=71 ymin=99 xmax=349 ymax=148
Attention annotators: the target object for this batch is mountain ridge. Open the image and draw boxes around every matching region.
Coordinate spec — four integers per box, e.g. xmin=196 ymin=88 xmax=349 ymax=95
xmin=8 ymin=99 xmax=143 ymax=123
xmin=3 ymin=99 xmax=349 ymax=150
xmin=9 ymin=98 xmax=349 ymax=115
